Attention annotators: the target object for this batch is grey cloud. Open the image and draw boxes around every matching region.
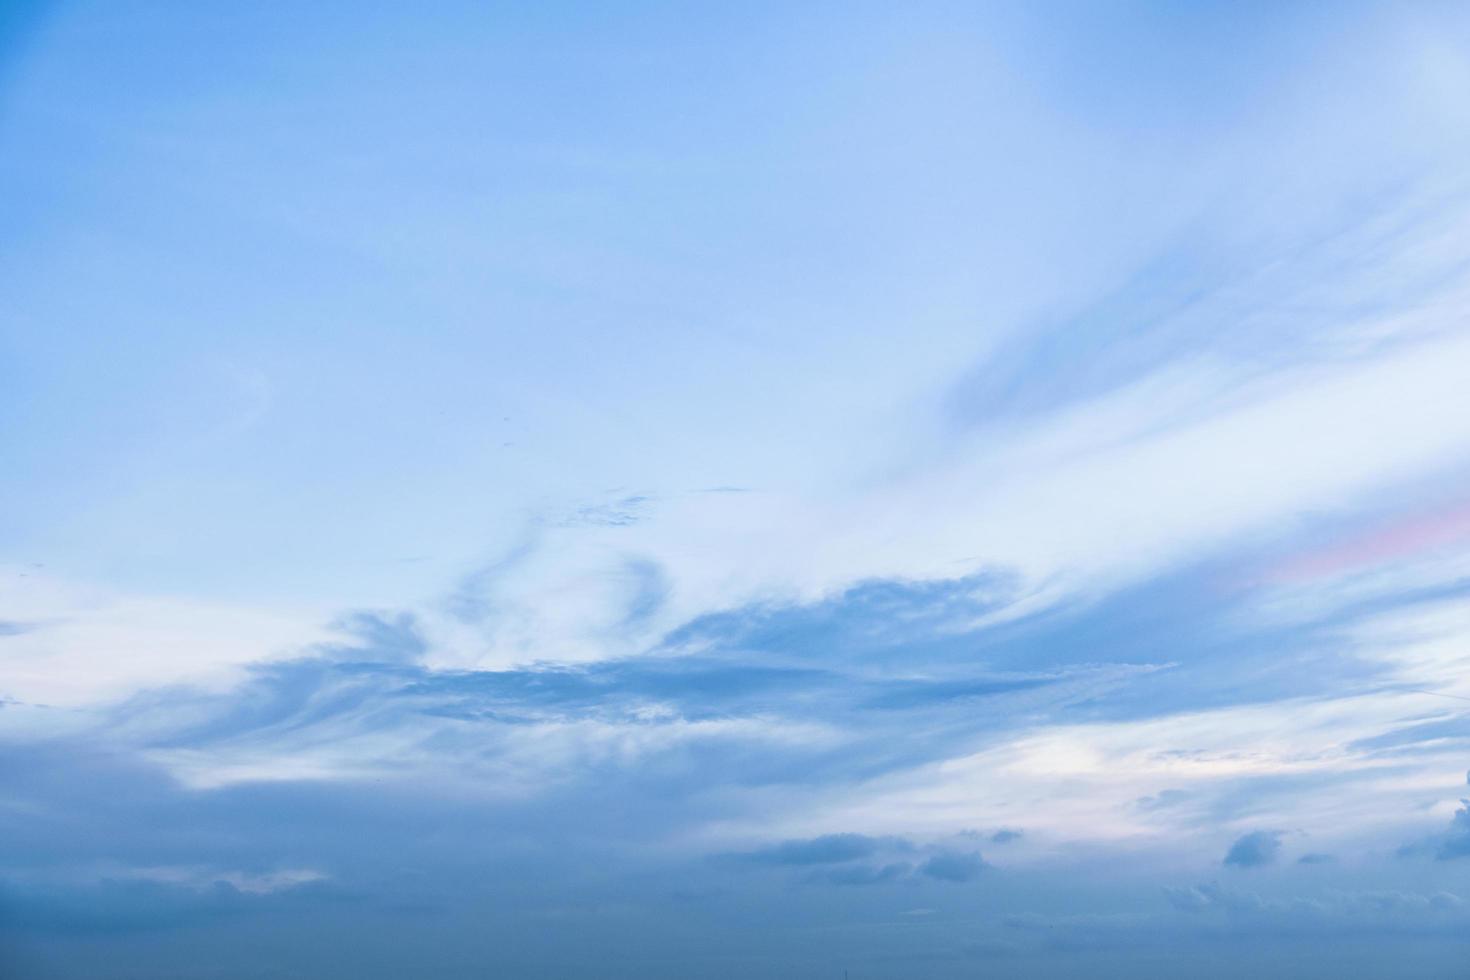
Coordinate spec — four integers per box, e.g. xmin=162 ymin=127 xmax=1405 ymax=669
xmin=919 ymin=850 xmax=987 ymax=883
xmin=717 ymin=836 xmax=995 ymax=888
xmin=720 ymin=833 xmax=908 ymax=867
xmin=1434 ymin=800 xmax=1470 ymax=860
xmin=1397 ymin=773 xmax=1470 ymax=862
xmin=1224 ymin=831 xmax=1282 ymax=869
xmin=811 ymin=862 xmax=911 ymax=887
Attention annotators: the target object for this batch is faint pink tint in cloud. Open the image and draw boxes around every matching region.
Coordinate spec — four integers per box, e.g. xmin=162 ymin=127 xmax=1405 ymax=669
xmin=1268 ymin=495 xmax=1470 ymax=585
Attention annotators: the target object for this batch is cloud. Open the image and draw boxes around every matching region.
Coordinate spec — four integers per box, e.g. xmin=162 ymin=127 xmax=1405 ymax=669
xmin=0 ymin=859 xmax=329 ymax=937
xmin=919 ymin=851 xmax=988 ymax=883
xmin=17 ymin=535 xmax=1466 ymax=855
xmin=1136 ymin=789 xmax=1192 ymax=811
xmin=1165 ymin=880 xmax=1469 ymax=926
xmin=723 ymin=833 xmax=895 ymax=867
xmin=101 ymin=865 xmax=327 ymax=896
xmin=1224 ymin=831 xmax=1283 ymax=868
xmin=720 ymin=834 xmax=999 ymax=887
xmin=1395 ymin=772 xmax=1470 ymax=862
xmin=317 ymin=612 xmax=427 ymax=664
xmin=1434 ymin=800 xmax=1470 ymax=860
xmin=0 ymin=567 xmax=330 ymax=707
xmin=557 ymin=494 xmax=653 ymax=529
xmin=76 ymin=563 xmax=1217 ymax=796
xmin=990 ymin=829 xmax=1023 ymax=844
xmin=812 ymin=862 xmax=911 ymax=887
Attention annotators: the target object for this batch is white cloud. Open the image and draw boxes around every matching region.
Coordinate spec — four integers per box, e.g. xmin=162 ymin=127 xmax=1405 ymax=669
xmin=0 ymin=566 xmax=330 ymax=708
xmin=103 ymin=864 xmax=327 ymax=895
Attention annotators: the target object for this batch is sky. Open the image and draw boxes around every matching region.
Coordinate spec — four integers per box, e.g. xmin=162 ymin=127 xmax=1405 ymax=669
xmin=4 ymin=2 xmax=1470 ymax=977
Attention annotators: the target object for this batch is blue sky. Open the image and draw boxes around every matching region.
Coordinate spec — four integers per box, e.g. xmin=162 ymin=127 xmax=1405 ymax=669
xmin=5 ymin=2 xmax=1470 ymax=977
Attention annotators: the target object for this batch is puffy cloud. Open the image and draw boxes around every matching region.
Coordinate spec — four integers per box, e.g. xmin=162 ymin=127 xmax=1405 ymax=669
xmin=1395 ymin=772 xmax=1470 ymax=861
xmin=1434 ymin=800 xmax=1470 ymax=860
